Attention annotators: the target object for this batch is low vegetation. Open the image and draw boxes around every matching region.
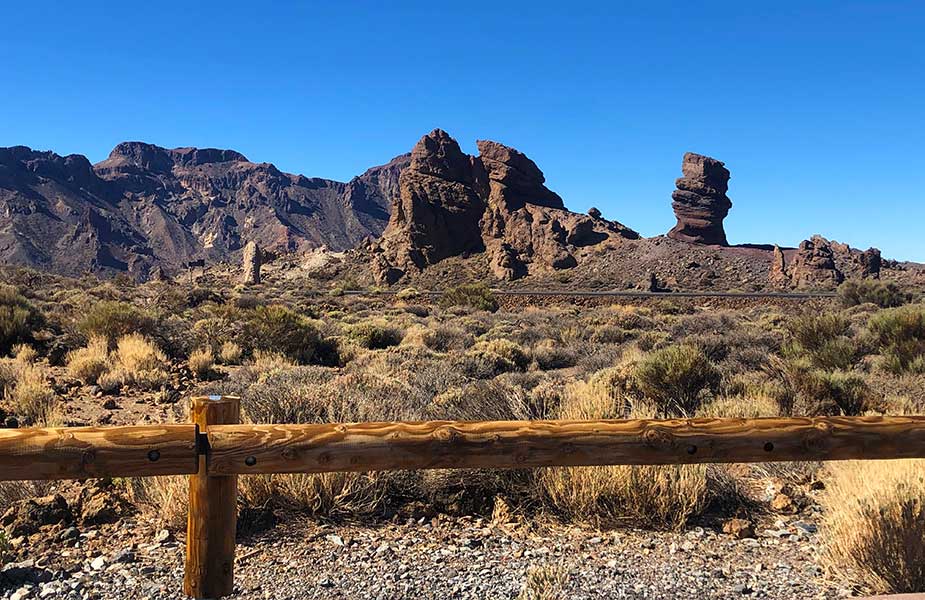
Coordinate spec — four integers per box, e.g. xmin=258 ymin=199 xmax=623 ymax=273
xmin=2 ymin=266 xmax=925 ymax=590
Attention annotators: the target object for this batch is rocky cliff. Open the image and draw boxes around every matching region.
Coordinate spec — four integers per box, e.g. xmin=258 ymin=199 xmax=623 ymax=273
xmin=0 ymin=143 xmax=409 ymax=279
xmin=371 ymin=130 xmax=638 ymax=284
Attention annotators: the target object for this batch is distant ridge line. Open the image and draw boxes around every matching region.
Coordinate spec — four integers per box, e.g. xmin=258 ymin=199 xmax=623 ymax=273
xmin=341 ymin=289 xmax=838 ymax=299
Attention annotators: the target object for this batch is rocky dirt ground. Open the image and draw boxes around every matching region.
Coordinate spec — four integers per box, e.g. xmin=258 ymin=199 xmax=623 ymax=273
xmin=1 ymin=501 xmax=853 ymax=600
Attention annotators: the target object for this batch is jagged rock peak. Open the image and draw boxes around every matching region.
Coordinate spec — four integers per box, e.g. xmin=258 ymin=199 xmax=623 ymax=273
xmin=409 ymin=129 xmax=472 ymax=183
xmin=668 ymin=152 xmax=732 ymax=246
xmin=476 ymin=140 xmax=564 ymax=209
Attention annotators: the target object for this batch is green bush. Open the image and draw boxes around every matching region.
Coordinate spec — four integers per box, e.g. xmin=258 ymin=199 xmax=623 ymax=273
xmin=77 ymin=301 xmax=155 ymax=345
xmin=633 ymin=345 xmax=720 ymax=417
xmin=346 ymin=321 xmax=404 ymax=350
xmin=839 ymin=279 xmax=911 ymax=309
xmin=784 ymin=313 xmax=859 ymax=370
xmin=247 ymin=305 xmax=332 ymax=365
xmin=867 ymin=305 xmax=925 ymax=374
xmin=0 ymin=285 xmax=45 ymax=355
xmin=439 ymin=284 xmax=499 ymax=312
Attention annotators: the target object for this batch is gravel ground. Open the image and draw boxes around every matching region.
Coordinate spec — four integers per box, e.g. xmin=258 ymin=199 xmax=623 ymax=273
xmin=2 ymin=512 xmax=857 ymax=600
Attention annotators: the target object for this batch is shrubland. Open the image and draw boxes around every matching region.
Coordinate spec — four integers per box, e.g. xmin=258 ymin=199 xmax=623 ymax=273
xmin=2 ymin=266 xmax=924 ymax=592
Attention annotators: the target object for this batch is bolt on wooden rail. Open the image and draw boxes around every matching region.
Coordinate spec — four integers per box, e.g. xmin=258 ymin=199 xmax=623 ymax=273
xmin=2 ymin=395 xmax=925 ymax=598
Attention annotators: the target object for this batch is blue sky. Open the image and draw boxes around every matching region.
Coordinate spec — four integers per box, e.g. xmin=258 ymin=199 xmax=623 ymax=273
xmin=2 ymin=1 xmax=923 ymax=260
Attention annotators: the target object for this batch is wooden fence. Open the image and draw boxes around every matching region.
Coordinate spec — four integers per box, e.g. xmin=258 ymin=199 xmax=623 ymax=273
xmin=2 ymin=395 xmax=925 ymax=598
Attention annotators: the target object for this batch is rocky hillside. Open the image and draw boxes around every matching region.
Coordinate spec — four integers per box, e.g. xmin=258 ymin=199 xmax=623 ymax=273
xmin=0 ymin=143 xmax=409 ymax=279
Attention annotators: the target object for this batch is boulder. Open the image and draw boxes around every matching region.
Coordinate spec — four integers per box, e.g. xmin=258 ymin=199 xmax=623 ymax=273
xmin=668 ymin=152 xmax=732 ymax=245
xmin=241 ymin=240 xmax=262 ymax=285
xmin=0 ymin=494 xmax=72 ymax=537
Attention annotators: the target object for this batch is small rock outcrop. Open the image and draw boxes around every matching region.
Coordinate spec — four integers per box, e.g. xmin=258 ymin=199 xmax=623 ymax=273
xmin=372 ymin=130 xmax=638 ymax=283
xmin=769 ymin=245 xmax=790 ymax=287
xmin=668 ymin=152 xmax=732 ymax=245
xmin=241 ymin=241 xmax=262 ymax=285
xmin=789 ymin=237 xmax=844 ymax=289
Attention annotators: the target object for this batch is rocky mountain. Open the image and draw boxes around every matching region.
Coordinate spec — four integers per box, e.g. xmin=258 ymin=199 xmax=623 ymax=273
xmin=0 ymin=142 xmax=409 ymax=279
xmin=369 ymin=129 xmax=639 ymax=284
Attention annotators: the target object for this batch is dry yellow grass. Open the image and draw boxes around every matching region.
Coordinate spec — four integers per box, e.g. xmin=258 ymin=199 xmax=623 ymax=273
xmin=5 ymin=362 xmax=63 ymax=426
xmin=538 ymin=379 xmax=708 ymax=530
xmin=219 ymin=341 xmax=243 ymax=365
xmin=130 ymin=476 xmax=188 ymax=530
xmin=111 ymin=333 xmax=168 ymax=390
xmin=820 ymin=459 xmax=925 ymax=594
xmin=66 ymin=335 xmax=111 ymax=384
xmin=11 ymin=344 xmax=37 ymax=364
xmin=518 ymin=564 xmax=569 ymax=600
xmin=188 ymin=347 xmax=214 ymax=379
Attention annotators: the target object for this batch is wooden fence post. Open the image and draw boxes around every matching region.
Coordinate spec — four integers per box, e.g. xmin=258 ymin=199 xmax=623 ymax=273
xmin=183 ymin=396 xmax=240 ymax=599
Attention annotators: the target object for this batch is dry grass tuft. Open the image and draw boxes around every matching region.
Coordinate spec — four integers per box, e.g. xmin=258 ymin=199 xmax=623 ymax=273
xmin=66 ymin=335 xmax=111 ymax=384
xmin=188 ymin=347 xmax=214 ymax=379
xmin=4 ymin=362 xmax=63 ymax=426
xmin=517 ymin=564 xmax=569 ymax=600
xmin=219 ymin=341 xmax=243 ymax=365
xmin=820 ymin=459 xmax=925 ymax=594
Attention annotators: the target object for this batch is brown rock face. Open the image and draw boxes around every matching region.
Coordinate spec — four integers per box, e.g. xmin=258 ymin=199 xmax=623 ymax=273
xmin=789 ymin=236 xmax=844 ymax=289
xmin=668 ymin=152 xmax=732 ymax=245
xmin=241 ymin=241 xmax=262 ymax=285
xmin=372 ymin=130 xmax=638 ymax=283
xmin=376 ymin=130 xmax=486 ymax=277
xmin=769 ymin=245 xmax=790 ymax=287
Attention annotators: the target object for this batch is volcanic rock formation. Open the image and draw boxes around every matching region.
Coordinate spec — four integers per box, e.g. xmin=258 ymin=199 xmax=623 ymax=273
xmin=668 ymin=152 xmax=732 ymax=245
xmin=241 ymin=241 xmax=262 ymax=285
xmin=372 ymin=130 xmax=638 ymax=283
xmin=0 ymin=143 xmax=409 ymax=279
xmin=788 ymin=236 xmax=845 ymax=289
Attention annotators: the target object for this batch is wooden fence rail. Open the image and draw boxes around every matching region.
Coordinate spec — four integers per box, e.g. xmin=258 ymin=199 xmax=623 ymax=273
xmin=2 ymin=396 xmax=924 ymax=598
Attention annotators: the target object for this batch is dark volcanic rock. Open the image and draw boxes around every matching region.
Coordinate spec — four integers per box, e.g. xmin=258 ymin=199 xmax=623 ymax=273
xmin=668 ymin=152 xmax=732 ymax=245
xmin=372 ymin=130 xmax=638 ymax=283
xmin=0 ymin=142 xmax=410 ymax=279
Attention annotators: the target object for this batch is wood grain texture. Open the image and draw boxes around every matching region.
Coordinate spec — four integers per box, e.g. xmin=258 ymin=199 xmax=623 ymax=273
xmin=0 ymin=425 xmax=197 ymax=481
xmin=184 ymin=396 xmax=240 ymax=600
xmin=205 ymin=416 xmax=925 ymax=475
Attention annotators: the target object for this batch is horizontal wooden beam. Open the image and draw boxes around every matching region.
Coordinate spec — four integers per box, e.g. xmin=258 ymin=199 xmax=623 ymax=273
xmin=205 ymin=416 xmax=925 ymax=476
xmin=0 ymin=425 xmax=199 ymax=481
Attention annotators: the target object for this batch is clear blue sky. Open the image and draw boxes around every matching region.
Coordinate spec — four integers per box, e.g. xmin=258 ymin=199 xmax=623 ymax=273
xmin=2 ymin=1 xmax=923 ymax=260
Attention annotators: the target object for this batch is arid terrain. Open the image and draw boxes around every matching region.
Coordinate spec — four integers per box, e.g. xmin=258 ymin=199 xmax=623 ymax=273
xmin=0 ymin=261 xmax=923 ymax=598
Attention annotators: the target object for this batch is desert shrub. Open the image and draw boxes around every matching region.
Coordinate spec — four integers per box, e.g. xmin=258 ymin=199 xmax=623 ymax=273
xmin=11 ymin=344 xmax=37 ymax=364
xmin=867 ymin=305 xmax=925 ymax=374
xmin=538 ymin=380 xmax=707 ymax=529
xmin=839 ymin=279 xmax=911 ymax=309
xmin=77 ymin=301 xmax=155 ymax=344
xmin=765 ymin=358 xmax=872 ymax=416
xmin=346 ymin=320 xmax=404 ymax=350
xmin=699 ymin=394 xmax=780 ymax=418
xmin=402 ymin=324 xmax=473 ymax=353
xmin=188 ymin=347 xmax=214 ymax=379
xmin=531 ymin=339 xmax=577 ymax=370
xmin=396 ymin=287 xmax=421 ymax=301
xmin=587 ymin=325 xmax=632 ymax=345
xmin=461 ymin=339 xmax=530 ymax=377
xmin=4 ymin=363 xmax=62 ymax=426
xmin=518 ymin=564 xmax=569 ymax=600
xmin=439 ymin=283 xmax=499 ymax=312
xmin=66 ymin=335 xmax=111 ymax=384
xmin=821 ymin=460 xmax=925 ymax=593
xmin=219 ymin=341 xmax=243 ymax=365
xmin=112 ymin=333 xmax=169 ymax=390
xmin=248 ymin=305 xmax=332 ymax=365
xmin=0 ymin=285 xmax=44 ymax=355
xmin=784 ymin=312 xmax=859 ymax=370
xmin=633 ymin=345 xmax=720 ymax=417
